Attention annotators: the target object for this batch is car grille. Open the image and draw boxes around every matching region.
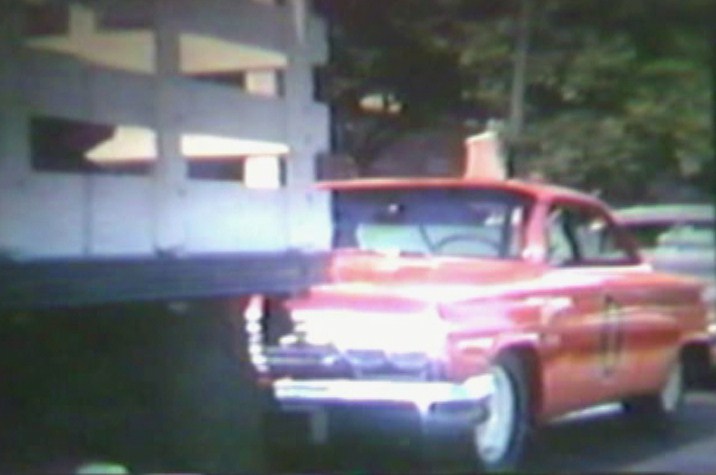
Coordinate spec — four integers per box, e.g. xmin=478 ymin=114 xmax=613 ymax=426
xmin=265 ymin=344 xmax=438 ymax=381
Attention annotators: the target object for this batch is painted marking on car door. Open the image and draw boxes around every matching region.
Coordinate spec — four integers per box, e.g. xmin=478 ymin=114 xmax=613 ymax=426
xmin=600 ymin=296 xmax=623 ymax=377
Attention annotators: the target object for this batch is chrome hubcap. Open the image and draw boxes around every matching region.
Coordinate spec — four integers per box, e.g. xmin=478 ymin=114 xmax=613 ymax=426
xmin=475 ymin=365 xmax=515 ymax=464
xmin=660 ymin=362 xmax=683 ymax=413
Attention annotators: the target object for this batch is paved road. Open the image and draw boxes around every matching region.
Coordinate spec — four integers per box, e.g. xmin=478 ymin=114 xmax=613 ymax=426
xmin=276 ymin=390 xmax=716 ymax=473
xmin=523 ymin=391 xmax=716 ymax=473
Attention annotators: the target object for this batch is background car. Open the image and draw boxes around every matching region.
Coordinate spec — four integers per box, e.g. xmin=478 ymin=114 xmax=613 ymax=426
xmin=616 ymin=204 xmax=716 ymax=387
xmin=615 ymin=204 xmax=715 ymax=283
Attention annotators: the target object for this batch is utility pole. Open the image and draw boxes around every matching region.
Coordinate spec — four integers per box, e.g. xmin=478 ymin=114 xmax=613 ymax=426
xmin=507 ymin=0 xmax=532 ymax=177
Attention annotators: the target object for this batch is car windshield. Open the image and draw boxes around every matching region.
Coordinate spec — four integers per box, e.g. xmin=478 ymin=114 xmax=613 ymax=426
xmin=332 ymin=188 xmax=532 ymax=259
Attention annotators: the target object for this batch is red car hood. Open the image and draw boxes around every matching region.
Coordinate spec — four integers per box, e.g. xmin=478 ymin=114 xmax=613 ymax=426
xmin=329 ymin=249 xmax=540 ymax=284
xmin=292 ymin=250 xmax=545 ymax=309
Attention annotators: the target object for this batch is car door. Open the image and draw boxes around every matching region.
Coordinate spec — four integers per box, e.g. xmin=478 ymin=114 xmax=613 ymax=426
xmin=555 ymin=203 xmax=653 ymax=401
xmin=574 ymin=209 xmax=681 ymax=398
xmin=540 ymin=203 xmax=613 ymax=414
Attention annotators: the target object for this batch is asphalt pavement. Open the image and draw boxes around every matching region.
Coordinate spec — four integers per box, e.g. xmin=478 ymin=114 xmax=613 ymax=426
xmin=274 ymin=389 xmax=716 ymax=474
xmin=522 ymin=391 xmax=716 ymax=473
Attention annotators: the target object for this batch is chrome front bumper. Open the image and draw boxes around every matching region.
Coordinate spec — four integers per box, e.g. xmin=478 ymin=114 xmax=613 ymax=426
xmin=268 ymin=375 xmax=493 ymax=446
xmin=272 ymin=373 xmax=494 ymax=420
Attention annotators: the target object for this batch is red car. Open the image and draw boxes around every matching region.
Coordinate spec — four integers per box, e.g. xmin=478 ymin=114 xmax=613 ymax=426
xmin=255 ymin=177 xmax=713 ymax=471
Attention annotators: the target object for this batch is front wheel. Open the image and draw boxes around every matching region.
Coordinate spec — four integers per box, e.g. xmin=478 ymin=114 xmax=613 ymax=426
xmin=472 ymin=353 xmax=531 ymax=472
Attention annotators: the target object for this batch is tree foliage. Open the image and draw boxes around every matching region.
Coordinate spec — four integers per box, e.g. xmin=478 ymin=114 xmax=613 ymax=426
xmin=319 ymin=0 xmax=713 ymax=203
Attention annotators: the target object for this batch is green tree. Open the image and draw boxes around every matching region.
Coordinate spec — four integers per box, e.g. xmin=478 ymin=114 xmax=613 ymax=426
xmin=520 ymin=1 xmax=712 ymax=202
xmin=320 ymin=0 xmax=713 ymax=203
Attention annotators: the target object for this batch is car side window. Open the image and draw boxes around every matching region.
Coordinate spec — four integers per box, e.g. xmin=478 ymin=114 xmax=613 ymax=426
xmin=576 ymin=213 xmax=631 ymax=262
xmin=547 ymin=203 xmax=634 ymax=266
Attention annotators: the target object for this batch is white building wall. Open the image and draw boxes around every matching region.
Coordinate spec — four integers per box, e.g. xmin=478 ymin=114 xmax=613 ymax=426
xmin=184 ymin=183 xmax=288 ymax=252
xmin=0 ymin=175 xmax=86 ymax=258
xmin=0 ymin=0 xmax=331 ymax=259
xmin=88 ymin=176 xmax=154 ymax=255
xmin=176 ymin=80 xmax=288 ymax=143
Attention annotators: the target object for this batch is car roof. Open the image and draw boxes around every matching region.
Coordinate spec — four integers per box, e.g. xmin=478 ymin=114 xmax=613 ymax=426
xmin=318 ymin=177 xmax=603 ymax=207
xmin=615 ymin=204 xmax=715 ymax=224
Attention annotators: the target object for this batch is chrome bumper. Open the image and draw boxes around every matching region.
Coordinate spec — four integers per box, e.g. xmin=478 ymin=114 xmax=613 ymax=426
xmin=268 ymin=375 xmax=493 ymax=446
xmin=272 ymin=373 xmax=494 ymax=420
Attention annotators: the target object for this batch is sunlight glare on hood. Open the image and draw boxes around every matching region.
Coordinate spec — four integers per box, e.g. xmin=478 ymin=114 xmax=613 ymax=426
xmin=291 ymin=308 xmax=448 ymax=355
